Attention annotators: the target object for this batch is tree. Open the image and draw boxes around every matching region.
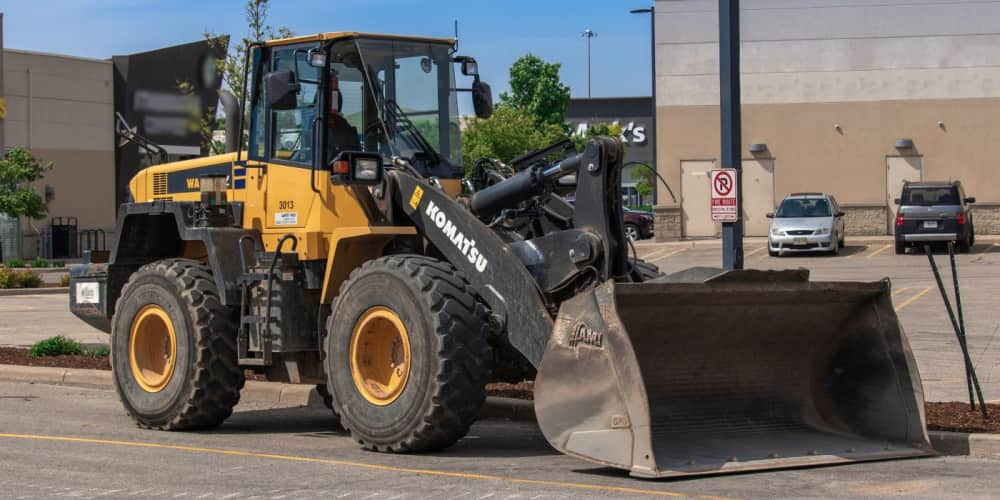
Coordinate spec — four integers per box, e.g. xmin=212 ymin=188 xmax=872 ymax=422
xmin=0 ymin=148 xmax=52 ymax=220
xmin=461 ymin=107 xmax=566 ymax=173
xmin=204 ymin=0 xmax=294 ymax=148
xmin=569 ymin=122 xmax=623 ymax=153
xmin=498 ymin=54 xmax=571 ymax=128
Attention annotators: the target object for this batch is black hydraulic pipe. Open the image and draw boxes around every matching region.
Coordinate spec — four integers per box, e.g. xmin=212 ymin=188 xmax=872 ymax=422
xmin=925 ymin=244 xmax=987 ymax=417
xmin=470 ymin=154 xmax=582 ymax=218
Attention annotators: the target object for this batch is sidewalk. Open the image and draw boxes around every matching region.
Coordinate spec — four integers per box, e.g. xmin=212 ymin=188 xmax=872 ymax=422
xmin=635 ymin=234 xmax=1000 ymax=249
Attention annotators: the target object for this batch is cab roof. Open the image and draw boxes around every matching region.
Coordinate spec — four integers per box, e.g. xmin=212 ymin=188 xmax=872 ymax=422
xmin=263 ymin=32 xmax=456 ymax=47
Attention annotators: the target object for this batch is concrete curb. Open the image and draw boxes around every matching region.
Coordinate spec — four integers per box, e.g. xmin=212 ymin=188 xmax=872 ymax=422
xmin=0 ymin=287 xmax=69 ymax=296
xmin=929 ymin=430 xmax=1000 ymax=459
xmin=0 ymin=364 xmax=539 ymax=421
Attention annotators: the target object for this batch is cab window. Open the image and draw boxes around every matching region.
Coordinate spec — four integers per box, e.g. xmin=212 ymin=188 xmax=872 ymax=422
xmin=269 ymin=46 xmax=321 ymax=164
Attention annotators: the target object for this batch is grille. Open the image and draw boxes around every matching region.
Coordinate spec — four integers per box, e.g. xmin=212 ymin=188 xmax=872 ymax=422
xmin=152 ymin=173 xmax=168 ymax=196
xmin=786 ymin=230 xmax=814 ymax=236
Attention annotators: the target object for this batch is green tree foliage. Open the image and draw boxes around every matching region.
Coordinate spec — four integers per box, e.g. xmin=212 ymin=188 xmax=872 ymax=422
xmin=461 ymin=107 xmax=566 ymax=173
xmin=498 ymin=54 xmax=571 ymax=128
xmin=204 ymin=0 xmax=294 ymax=149
xmin=0 ymin=148 xmax=51 ymax=220
xmin=630 ymin=163 xmax=655 ymax=198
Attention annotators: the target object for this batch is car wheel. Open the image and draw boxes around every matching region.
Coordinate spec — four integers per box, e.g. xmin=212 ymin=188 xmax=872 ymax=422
xmin=830 ymin=238 xmax=840 ymax=256
xmin=624 ymin=223 xmax=640 ymax=242
xmin=895 ymin=241 xmax=906 ymax=255
xmin=958 ymin=234 xmax=972 ymax=253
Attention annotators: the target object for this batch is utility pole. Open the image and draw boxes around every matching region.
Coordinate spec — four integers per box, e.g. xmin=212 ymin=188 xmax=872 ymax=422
xmin=719 ymin=0 xmax=743 ymax=269
xmin=630 ymin=6 xmax=657 ymax=206
xmin=581 ymin=29 xmax=597 ymax=98
xmin=0 ymin=13 xmax=5 ymax=155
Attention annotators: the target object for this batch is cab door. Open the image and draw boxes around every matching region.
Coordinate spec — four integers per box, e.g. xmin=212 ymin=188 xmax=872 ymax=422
xmin=262 ymin=43 xmax=324 ymax=230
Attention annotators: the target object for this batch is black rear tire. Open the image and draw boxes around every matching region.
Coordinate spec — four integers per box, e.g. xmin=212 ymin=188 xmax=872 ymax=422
xmin=895 ymin=242 xmax=906 ymax=255
xmin=325 ymin=255 xmax=490 ymax=452
xmin=111 ymin=259 xmax=244 ymax=430
xmin=959 ymin=235 xmax=972 ymax=253
xmin=624 ymin=223 xmax=641 ymax=242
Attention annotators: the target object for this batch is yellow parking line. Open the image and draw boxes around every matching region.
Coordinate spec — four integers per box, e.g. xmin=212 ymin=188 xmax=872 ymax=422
xmin=640 ymin=248 xmax=670 ymax=261
xmin=745 ymin=246 xmax=766 ymax=258
xmin=894 ymin=286 xmax=933 ymax=312
xmin=648 ymin=248 xmax=687 ymax=263
xmin=891 ymin=287 xmax=911 ymax=297
xmin=866 ymin=244 xmax=892 ymax=259
xmin=0 ymin=433 xmax=728 ymax=499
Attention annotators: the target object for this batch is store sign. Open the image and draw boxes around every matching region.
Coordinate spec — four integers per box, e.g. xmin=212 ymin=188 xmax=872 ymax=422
xmin=573 ymin=121 xmax=648 ymax=145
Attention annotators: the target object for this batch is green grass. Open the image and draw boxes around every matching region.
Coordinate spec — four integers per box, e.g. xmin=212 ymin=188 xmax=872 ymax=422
xmin=87 ymin=345 xmax=110 ymax=357
xmin=29 ymin=336 xmax=84 ymax=357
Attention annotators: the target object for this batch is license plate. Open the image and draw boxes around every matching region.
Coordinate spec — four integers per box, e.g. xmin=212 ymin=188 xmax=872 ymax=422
xmin=924 ymin=220 xmax=938 ymax=229
xmin=793 ymin=237 xmax=808 ymax=245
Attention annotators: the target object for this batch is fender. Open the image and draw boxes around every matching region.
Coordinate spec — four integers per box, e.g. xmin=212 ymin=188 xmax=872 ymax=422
xmin=389 ymin=171 xmax=553 ymax=367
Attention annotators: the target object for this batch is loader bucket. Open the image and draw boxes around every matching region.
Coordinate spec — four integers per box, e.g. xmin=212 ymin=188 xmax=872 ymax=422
xmin=534 ymin=269 xmax=932 ymax=478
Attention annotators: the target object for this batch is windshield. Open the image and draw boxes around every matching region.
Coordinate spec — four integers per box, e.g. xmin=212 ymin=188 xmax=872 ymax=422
xmin=330 ymin=38 xmax=461 ymax=171
xmin=903 ymin=187 xmax=959 ymax=205
xmin=775 ymin=198 xmax=831 ymax=218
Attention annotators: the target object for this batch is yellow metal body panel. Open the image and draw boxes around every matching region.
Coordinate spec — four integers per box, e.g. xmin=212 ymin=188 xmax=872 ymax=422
xmin=129 ymin=153 xmax=416 ymax=302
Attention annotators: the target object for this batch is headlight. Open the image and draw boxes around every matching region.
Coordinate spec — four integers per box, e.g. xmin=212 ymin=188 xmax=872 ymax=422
xmin=815 ymin=227 xmax=830 ymax=235
xmin=770 ymin=227 xmax=783 ymax=236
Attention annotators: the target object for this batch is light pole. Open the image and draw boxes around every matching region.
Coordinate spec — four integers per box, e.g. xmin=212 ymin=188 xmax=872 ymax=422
xmin=581 ymin=29 xmax=597 ymax=98
xmin=629 ymin=6 xmax=656 ymax=206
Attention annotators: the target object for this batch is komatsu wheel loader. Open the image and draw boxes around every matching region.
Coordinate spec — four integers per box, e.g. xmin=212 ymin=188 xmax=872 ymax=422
xmin=69 ymin=31 xmax=931 ymax=477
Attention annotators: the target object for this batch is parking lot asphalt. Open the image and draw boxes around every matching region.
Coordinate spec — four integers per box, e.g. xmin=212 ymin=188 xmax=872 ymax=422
xmin=2 ymin=381 xmax=999 ymax=499
xmin=634 ymin=238 xmax=1000 ymax=403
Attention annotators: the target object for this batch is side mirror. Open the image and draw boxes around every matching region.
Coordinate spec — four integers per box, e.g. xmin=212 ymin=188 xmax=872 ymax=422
xmin=893 ymin=198 xmax=901 ymax=205
xmin=472 ymin=79 xmax=493 ymax=119
xmin=265 ymin=70 xmax=300 ymax=110
xmin=330 ymin=151 xmax=383 ymax=185
xmin=836 ymin=211 xmax=846 ymax=217
xmin=766 ymin=212 xmax=774 ymax=218
xmin=966 ymin=196 xmax=976 ymax=204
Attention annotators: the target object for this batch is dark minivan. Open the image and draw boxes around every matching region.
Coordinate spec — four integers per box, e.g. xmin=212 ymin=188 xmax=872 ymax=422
xmin=894 ymin=181 xmax=975 ymax=254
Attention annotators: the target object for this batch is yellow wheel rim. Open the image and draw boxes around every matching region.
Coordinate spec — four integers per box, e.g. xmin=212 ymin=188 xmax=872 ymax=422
xmin=349 ymin=306 xmax=411 ymax=406
xmin=128 ymin=305 xmax=177 ymax=393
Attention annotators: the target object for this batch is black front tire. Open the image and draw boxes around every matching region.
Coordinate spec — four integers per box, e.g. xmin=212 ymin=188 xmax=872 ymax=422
xmin=111 ymin=259 xmax=244 ymax=430
xmin=325 ymin=255 xmax=490 ymax=452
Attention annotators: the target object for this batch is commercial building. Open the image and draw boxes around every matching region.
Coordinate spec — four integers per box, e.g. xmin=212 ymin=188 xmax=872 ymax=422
xmin=566 ymin=97 xmax=656 ymax=207
xmin=0 ymin=39 xmax=222 ymax=260
xmin=652 ymin=0 xmax=1000 ymax=240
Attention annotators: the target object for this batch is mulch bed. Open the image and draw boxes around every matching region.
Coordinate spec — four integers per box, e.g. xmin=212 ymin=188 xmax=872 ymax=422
xmin=0 ymin=346 xmax=109 ymax=370
xmin=926 ymin=402 xmax=1000 ymax=434
xmin=6 ymin=348 xmax=994 ymax=433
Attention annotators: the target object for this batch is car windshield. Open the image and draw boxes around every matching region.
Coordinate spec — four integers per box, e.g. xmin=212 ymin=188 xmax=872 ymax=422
xmin=902 ymin=187 xmax=959 ymax=205
xmin=775 ymin=198 xmax=831 ymax=218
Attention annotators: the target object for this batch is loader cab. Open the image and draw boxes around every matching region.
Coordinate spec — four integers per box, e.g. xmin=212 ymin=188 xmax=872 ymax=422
xmin=247 ymin=34 xmax=486 ymax=184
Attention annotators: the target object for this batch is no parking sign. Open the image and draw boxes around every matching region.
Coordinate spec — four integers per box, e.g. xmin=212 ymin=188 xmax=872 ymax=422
xmin=710 ymin=169 xmax=739 ymax=222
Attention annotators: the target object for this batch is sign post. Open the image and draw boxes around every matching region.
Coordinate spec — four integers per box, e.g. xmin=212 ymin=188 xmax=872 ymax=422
xmin=719 ymin=0 xmax=744 ymax=269
xmin=710 ymin=169 xmax=738 ymax=223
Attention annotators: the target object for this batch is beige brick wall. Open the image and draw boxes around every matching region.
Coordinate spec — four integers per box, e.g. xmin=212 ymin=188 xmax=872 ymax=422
xmin=842 ymin=204 xmax=888 ymax=236
xmin=654 ymin=207 xmax=682 ymax=241
xmin=972 ymin=204 xmax=1000 ymax=235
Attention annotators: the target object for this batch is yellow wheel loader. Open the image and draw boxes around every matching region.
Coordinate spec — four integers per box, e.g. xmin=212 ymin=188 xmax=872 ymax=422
xmin=69 ymin=31 xmax=932 ymax=477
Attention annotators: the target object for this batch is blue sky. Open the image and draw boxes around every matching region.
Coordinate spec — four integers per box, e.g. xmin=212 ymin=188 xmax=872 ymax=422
xmin=0 ymin=0 xmax=655 ymax=100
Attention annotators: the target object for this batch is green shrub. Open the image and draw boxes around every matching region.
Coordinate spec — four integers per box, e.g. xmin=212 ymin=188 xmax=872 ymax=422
xmin=87 ymin=345 xmax=110 ymax=357
xmin=0 ymin=269 xmax=14 ymax=288
xmin=60 ymin=274 xmax=70 ymax=287
xmin=30 ymin=257 xmax=49 ymax=268
xmin=13 ymin=270 xmax=41 ymax=288
xmin=4 ymin=258 xmax=25 ymax=268
xmin=30 ymin=336 xmax=83 ymax=357
xmin=52 ymin=260 xmax=65 ymax=268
